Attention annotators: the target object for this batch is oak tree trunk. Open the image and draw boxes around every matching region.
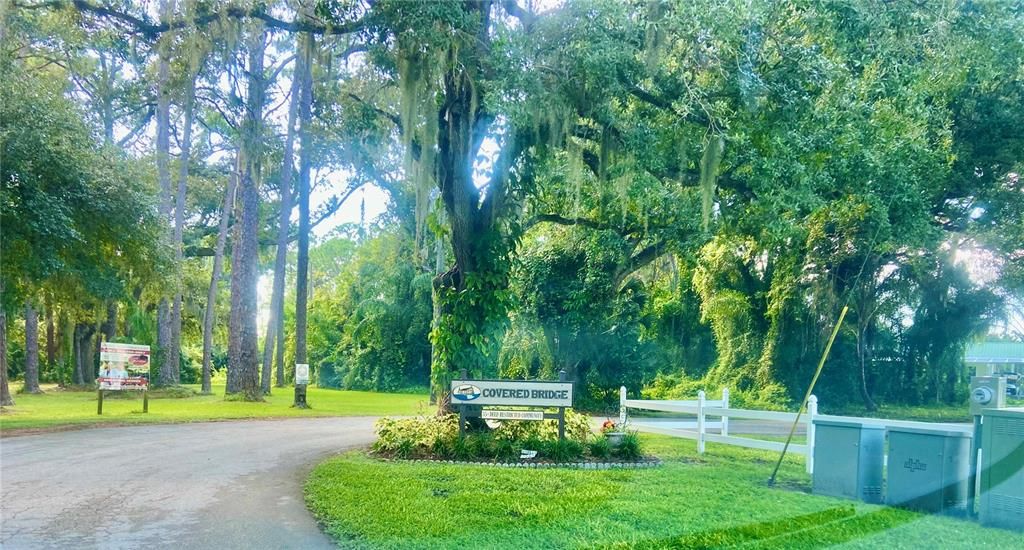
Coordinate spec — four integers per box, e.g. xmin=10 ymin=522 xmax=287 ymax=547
xmin=154 ymin=0 xmax=175 ymax=386
xmin=856 ymin=322 xmax=877 ymax=412
xmin=45 ymin=301 xmax=55 ymax=370
xmin=23 ymin=304 xmax=41 ymax=393
xmin=72 ymin=323 xmax=84 ymax=385
xmin=226 ymin=28 xmax=266 ymax=401
xmin=0 ymin=308 xmax=12 ymax=406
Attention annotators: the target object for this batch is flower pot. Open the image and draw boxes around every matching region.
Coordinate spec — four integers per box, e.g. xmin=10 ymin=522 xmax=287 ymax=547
xmin=605 ymin=432 xmax=627 ymax=448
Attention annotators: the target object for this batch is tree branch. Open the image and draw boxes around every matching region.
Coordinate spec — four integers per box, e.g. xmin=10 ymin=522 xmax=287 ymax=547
xmin=14 ymin=1 xmax=374 ymax=39
xmin=614 ymin=241 xmax=668 ymax=290
xmin=526 ymin=213 xmax=618 ymax=232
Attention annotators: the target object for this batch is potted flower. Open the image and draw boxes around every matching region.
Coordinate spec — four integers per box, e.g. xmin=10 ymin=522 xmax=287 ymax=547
xmin=601 ymin=419 xmax=627 ymax=447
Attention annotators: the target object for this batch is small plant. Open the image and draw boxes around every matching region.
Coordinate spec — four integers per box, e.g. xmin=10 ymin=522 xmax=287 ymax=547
xmin=452 ymin=436 xmax=474 ymax=460
xmin=396 ymin=439 xmax=415 ymax=459
xmin=430 ymin=435 xmax=454 ymax=458
xmin=614 ymin=430 xmax=643 ymax=461
xmin=543 ymin=438 xmax=585 ymax=462
xmin=470 ymin=433 xmax=495 ymax=459
xmin=493 ymin=437 xmax=518 ymax=461
xmin=588 ymin=435 xmax=612 ymax=459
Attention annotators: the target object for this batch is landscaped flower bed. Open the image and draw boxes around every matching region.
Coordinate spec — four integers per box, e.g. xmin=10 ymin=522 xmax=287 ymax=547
xmin=386 ymin=457 xmax=662 ymax=469
xmin=372 ymin=411 xmax=655 ymax=463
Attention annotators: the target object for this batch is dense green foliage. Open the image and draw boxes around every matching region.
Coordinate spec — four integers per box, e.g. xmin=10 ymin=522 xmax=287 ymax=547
xmin=2 ymin=0 xmax=1022 ymax=412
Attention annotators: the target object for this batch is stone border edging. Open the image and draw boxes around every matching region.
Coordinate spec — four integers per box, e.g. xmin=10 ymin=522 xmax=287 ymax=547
xmin=389 ymin=458 xmax=662 ymax=469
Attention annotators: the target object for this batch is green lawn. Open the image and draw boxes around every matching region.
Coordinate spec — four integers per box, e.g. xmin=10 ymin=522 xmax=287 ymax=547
xmin=825 ymin=403 xmax=974 ymax=423
xmin=827 ymin=397 xmax=1024 ymax=424
xmin=0 ymin=383 xmax=429 ymax=433
xmin=305 ymin=435 xmax=1021 ymax=549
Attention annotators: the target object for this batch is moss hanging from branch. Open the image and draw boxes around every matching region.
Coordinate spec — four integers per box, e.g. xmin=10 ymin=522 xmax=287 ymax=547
xmin=397 ymin=46 xmax=439 ymax=268
xmin=644 ymin=0 xmax=666 ymax=72
xmin=699 ymin=135 xmax=724 ymax=231
xmin=599 ymin=124 xmax=612 ymax=181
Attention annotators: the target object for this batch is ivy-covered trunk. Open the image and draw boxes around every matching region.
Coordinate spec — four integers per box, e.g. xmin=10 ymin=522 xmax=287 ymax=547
xmin=429 ymin=1 xmax=517 ymax=414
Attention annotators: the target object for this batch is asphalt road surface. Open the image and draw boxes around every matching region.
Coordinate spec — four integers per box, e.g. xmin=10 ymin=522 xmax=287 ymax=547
xmin=1 ymin=417 xmax=378 ymax=550
xmin=0 ymin=415 xmax=810 ymax=550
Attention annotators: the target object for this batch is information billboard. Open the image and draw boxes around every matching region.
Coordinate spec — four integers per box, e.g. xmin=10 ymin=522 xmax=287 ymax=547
xmin=98 ymin=343 xmax=150 ymax=391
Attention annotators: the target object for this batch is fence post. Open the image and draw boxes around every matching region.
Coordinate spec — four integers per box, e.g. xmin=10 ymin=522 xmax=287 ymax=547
xmin=619 ymin=386 xmax=627 ymax=426
xmin=697 ymin=390 xmax=706 ymax=454
xmin=721 ymin=388 xmax=730 ymax=437
xmin=806 ymin=394 xmax=818 ymax=475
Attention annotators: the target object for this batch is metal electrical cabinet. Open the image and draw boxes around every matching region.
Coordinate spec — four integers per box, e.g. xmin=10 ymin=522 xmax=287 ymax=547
xmin=970 ymin=376 xmax=1007 ymax=417
xmin=886 ymin=426 xmax=972 ymax=514
xmin=979 ymin=407 xmax=1024 ymax=530
xmin=812 ymin=420 xmax=885 ymax=503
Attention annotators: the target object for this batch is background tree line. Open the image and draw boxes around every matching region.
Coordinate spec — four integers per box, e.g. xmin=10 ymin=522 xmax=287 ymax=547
xmin=1 ymin=0 xmax=1021 ymax=412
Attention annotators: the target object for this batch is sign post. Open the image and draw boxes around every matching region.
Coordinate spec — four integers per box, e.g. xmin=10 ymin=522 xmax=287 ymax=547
xmin=558 ymin=370 xmax=567 ymax=440
xmin=449 ymin=372 xmax=574 ymax=440
xmin=97 ymin=342 xmax=151 ymax=415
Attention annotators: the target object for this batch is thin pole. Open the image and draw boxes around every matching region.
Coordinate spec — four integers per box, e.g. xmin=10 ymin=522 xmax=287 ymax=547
xmin=768 ymin=305 xmax=849 ymax=486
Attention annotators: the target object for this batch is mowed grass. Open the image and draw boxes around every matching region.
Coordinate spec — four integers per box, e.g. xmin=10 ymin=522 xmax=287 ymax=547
xmin=0 ymin=383 xmax=428 ymax=433
xmin=305 ymin=435 xmax=1022 ymax=549
xmin=828 ymin=396 xmax=1024 ymax=424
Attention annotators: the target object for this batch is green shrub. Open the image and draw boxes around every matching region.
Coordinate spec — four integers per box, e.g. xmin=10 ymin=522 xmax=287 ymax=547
xmin=374 ymin=410 xmax=602 ymax=462
xmin=543 ymin=438 xmax=585 ymax=462
xmin=430 ymin=435 xmax=454 ymax=458
xmin=452 ymin=436 xmax=474 ymax=460
xmin=470 ymin=433 xmax=496 ymax=459
xmin=492 ymin=409 xmax=592 ymax=444
xmin=522 ymin=435 xmax=545 ymax=456
xmin=493 ymin=437 xmax=518 ymax=461
xmin=373 ymin=414 xmax=459 ymax=456
xmin=588 ymin=436 xmax=612 ymax=459
xmin=396 ymin=439 xmax=415 ymax=459
xmin=614 ymin=431 xmax=643 ymax=460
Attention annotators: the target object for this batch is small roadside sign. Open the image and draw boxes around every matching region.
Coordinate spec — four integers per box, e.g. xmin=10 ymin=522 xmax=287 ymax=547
xmin=295 ymin=364 xmax=310 ymax=385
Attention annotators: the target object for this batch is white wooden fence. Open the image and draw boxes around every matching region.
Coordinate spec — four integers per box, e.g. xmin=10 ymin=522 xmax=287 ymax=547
xmin=619 ymin=387 xmax=972 ymax=475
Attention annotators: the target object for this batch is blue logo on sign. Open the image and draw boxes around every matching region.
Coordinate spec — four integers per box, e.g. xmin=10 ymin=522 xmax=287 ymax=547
xmin=453 ymin=384 xmax=481 ymax=401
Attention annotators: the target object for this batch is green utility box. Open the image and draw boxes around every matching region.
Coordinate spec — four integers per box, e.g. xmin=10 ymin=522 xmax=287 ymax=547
xmin=886 ymin=426 xmax=972 ymax=515
xmin=980 ymin=407 xmax=1024 ymax=531
xmin=812 ymin=420 xmax=885 ymax=503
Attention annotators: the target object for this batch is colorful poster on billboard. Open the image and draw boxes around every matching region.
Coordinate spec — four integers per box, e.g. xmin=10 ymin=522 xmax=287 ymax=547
xmin=98 ymin=343 xmax=150 ymax=391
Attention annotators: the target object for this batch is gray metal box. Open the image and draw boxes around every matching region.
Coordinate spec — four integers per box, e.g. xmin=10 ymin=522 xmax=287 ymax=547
xmin=886 ymin=426 xmax=972 ymax=515
xmin=812 ymin=420 xmax=885 ymax=503
xmin=970 ymin=376 xmax=1007 ymax=416
xmin=980 ymin=407 xmax=1024 ymax=530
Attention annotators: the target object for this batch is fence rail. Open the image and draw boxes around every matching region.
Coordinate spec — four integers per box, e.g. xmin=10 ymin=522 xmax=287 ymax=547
xmin=620 ymin=387 xmax=973 ymax=475
xmin=621 ymin=387 xmax=818 ymax=473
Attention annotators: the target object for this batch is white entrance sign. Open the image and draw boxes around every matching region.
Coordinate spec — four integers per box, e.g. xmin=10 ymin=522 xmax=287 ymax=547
xmin=481 ymin=410 xmax=545 ymax=421
xmin=295 ymin=364 xmax=310 ymax=385
xmin=450 ymin=379 xmax=573 ymax=407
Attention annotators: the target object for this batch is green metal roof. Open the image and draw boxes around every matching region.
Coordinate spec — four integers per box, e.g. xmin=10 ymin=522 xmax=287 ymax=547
xmin=965 ymin=342 xmax=1024 ymax=364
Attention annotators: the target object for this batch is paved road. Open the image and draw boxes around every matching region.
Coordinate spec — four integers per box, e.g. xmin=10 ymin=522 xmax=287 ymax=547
xmin=1 ymin=417 xmax=378 ymax=550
